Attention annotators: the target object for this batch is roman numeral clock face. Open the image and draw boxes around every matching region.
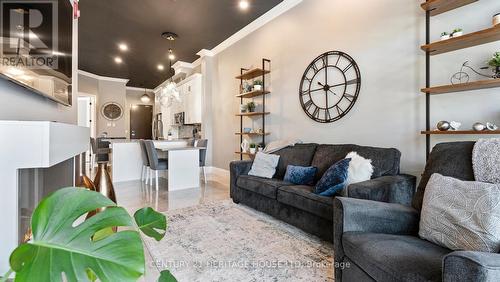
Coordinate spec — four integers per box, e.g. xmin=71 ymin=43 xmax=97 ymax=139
xmin=299 ymin=51 xmax=361 ymax=123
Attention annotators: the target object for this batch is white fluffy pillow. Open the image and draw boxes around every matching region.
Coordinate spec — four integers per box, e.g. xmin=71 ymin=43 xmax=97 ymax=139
xmin=248 ymin=152 xmax=280 ymax=179
xmin=345 ymin=151 xmax=374 ymax=186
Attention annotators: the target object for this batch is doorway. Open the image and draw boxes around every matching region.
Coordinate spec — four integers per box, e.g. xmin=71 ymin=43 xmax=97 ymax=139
xmin=77 ymin=94 xmax=96 ymax=138
xmin=130 ymin=105 xmax=153 ymax=139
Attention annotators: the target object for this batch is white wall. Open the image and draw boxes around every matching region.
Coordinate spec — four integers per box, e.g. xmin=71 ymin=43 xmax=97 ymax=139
xmin=210 ymin=0 xmax=500 ymax=176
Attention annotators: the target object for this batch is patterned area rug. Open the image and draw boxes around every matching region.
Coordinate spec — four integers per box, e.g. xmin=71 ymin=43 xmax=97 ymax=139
xmin=143 ymin=200 xmax=334 ymax=281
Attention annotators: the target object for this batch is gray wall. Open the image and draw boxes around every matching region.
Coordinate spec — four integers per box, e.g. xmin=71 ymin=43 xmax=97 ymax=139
xmin=210 ymin=0 xmax=500 ymax=175
xmin=0 ymin=7 xmax=78 ymax=124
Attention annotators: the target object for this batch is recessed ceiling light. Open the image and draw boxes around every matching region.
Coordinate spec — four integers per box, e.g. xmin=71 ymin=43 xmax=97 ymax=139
xmin=157 ymin=64 xmax=164 ymax=71
xmin=239 ymin=0 xmax=249 ymax=10
xmin=114 ymin=57 xmax=123 ymax=64
xmin=118 ymin=43 xmax=128 ymax=51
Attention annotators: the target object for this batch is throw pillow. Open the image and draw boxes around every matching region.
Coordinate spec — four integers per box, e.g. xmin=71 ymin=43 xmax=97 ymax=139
xmin=314 ymin=158 xmax=351 ymax=197
xmin=419 ymin=173 xmax=500 ymax=253
xmin=248 ymin=152 xmax=280 ymax=179
xmin=343 ymin=151 xmax=374 ymax=197
xmin=284 ymin=165 xmax=317 ymax=185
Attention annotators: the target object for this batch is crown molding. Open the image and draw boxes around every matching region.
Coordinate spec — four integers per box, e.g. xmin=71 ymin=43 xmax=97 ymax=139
xmin=126 ymin=86 xmax=154 ymax=92
xmin=78 ymin=70 xmax=129 ymax=84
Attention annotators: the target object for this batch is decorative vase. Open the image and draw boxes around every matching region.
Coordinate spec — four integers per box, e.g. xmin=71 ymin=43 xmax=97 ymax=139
xmin=473 ymin=122 xmax=487 ymax=131
xmin=451 ymin=31 xmax=463 ymax=37
xmin=437 ymin=121 xmax=450 ymax=131
xmin=250 ymin=148 xmax=256 ymax=154
xmin=253 ymin=85 xmax=262 ymax=91
xmin=493 ymin=13 xmax=500 ymax=26
xmin=440 ymin=34 xmax=450 ymax=41
xmin=87 ymin=163 xmax=117 ymax=224
xmin=241 ymin=139 xmax=250 ymax=153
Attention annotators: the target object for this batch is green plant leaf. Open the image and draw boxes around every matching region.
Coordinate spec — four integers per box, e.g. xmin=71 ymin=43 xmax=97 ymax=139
xmin=158 ymin=270 xmax=177 ymax=282
xmin=9 ymin=187 xmax=145 ymax=282
xmin=134 ymin=207 xmax=167 ymax=241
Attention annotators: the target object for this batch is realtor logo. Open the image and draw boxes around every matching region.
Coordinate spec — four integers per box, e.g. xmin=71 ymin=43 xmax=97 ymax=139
xmin=0 ymin=0 xmax=58 ymax=69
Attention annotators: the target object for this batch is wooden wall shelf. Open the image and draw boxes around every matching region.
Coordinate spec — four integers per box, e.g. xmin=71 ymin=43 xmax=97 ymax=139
xmin=421 ymin=130 xmax=500 ymax=135
xmin=421 ymin=79 xmax=500 ymax=94
xmin=236 ymin=90 xmax=270 ymax=98
xmin=421 ymin=0 xmax=478 ymax=16
xmin=235 ymin=112 xmax=270 ymax=117
xmin=235 ymin=68 xmax=271 ymax=80
xmin=421 ymin=26 xmax=500 ymax=55
xmin=235 ymin=152 xmax=256 ymax=157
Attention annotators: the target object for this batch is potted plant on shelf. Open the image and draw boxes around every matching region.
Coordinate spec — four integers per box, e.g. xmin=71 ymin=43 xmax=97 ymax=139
xmin=440 ymin=32 xmax=450 ymax=40
xmin=0 ymin=187 xmax=176 ymax=282
xmin=451 ymin=28 xmax=463 ymax=37
xmin=488 ymin=51 xmax=500 ymax=78
xmin=253 ymin=80 xmax=263 ymax=91
xmin=247 ymin=101 xmax=256 ymax=112
xmin=249 ymin=143 xmax=257 ymax=154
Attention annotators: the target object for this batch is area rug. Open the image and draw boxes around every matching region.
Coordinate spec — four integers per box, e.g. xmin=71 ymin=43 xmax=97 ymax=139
xmin=142 ymin=200 xmax=334 ymax=281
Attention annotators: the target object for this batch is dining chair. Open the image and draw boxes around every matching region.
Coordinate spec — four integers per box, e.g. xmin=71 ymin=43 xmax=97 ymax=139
xmin=90 ymin=137 xmax=111 ymax=171
xmin=139 ymin=140 xmax=151 ymax=184
xmin=195 ymin=139 xmax=208 ymax=183
xmin=143 ymin=140 xmax=168 ymax=191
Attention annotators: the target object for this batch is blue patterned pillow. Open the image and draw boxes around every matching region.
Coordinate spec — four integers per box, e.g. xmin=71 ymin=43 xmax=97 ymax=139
xmin=314 ymin=158 xmax=351 ymax=197
xmin=284 ymin=165 xmax=317 ymax=185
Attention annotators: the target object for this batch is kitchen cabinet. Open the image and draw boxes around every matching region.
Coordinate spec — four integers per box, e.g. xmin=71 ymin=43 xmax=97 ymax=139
xmin=180 ymin=73 xmax=202 ymax=124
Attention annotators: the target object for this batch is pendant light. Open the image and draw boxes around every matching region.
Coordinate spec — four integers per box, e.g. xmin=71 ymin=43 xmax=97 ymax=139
xmin=141 ymin=87 xmax=150 ymax=103
xmin=160 ymin=32 xmax=180 ymax=106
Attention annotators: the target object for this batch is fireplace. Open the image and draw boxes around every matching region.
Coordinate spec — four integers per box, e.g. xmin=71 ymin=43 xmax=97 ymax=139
xmin=0 ymin=121 xmax=89 ymax=273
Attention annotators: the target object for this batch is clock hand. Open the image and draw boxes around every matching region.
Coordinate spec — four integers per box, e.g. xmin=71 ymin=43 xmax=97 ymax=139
xmin=310 ymin=88 xmax=323 ymax=93
xmin=328 ymin=89 xmax=338 ymax=96
xmin=329 ymin=82 xmax=346 ymax=88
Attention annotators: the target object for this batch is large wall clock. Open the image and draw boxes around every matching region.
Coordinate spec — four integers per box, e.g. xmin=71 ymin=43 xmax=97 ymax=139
xmin=299 ymin=51 xmax=361 ymax=123
xmin=101 ymin=102 xmax=124 ymax=121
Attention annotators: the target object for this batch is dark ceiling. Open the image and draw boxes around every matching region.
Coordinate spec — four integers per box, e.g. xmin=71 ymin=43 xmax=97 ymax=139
xmin=78 ymin=0 xmax=283 ymax=88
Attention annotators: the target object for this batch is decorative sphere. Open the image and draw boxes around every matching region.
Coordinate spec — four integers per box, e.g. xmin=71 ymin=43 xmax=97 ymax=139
xmin=437 ymin=121 xmax=450 ymax=131
xmin=473 ymin=122 xmax=487 ymax=131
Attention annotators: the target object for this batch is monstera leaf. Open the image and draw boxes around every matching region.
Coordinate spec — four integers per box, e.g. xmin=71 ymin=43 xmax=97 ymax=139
xmin=9 ymin=188 xmax=145 ymax=282
xmin=158 ymin=270 xmax=177 ymax=282
xmin=134 ymin=207 xmax=167 ymax=241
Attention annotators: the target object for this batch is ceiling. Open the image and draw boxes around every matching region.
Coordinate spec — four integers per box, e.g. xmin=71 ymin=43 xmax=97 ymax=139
xmin=78 ymin=0 xmax=284 ymax=88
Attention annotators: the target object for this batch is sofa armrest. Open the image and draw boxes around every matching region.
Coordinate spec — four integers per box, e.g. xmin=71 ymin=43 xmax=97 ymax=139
xmin=333 ymin=197 xmax=419 ymax=281
xmin=444 ymin=251 xmax=500 ymax=282
xmin=229 ymin=160 xmax=253 ymax=202
xmin=347 ymin=174 xmax=416 ymax=206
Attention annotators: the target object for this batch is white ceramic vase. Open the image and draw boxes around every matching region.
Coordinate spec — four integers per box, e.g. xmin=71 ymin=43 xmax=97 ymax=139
xmin=241 ymin=139 xmax=250 ymax=153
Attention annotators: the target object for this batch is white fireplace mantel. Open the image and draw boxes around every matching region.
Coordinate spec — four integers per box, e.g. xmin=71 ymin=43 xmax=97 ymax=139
xmin=0 ymin=121 xmax=90 ymax=273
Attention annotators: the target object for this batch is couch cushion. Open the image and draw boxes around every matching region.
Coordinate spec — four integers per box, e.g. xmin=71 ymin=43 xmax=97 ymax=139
xmin=272 ymin=143 xmax=318 ymax=179
xmin=237 ymin=175 xmax=292 ymax=199
xmin=412 ymin=141 xmax=475 ymax=211
xmin=311 ymin=144 xmax=401 ymax=182
xmin=343 ymin=232 xmax=451 ymax=282
xmin=277 ymin=185 xmax=333 ymax=220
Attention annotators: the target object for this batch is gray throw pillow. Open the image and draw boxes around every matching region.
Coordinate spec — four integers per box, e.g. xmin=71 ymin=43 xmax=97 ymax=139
xmin=248 ymin=152 xmax=280 ymax=179
xmin=419 ymin=173 xmax=500 ymax=252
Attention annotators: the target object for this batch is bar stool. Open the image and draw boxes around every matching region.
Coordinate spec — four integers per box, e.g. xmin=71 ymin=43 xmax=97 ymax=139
xmin=143 ymin=140 xmax=168 ymax=191
xmin=139 ymin=140 xmax=151 ymax=184
xmin=195 ymin=139 xmax=208 ymax=183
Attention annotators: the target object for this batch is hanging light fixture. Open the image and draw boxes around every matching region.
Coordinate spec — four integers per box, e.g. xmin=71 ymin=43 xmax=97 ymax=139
xmin=159 ymin=32 xmax=180 ymax=107
xmin=141 ymin=87 xmax=150 ymax=103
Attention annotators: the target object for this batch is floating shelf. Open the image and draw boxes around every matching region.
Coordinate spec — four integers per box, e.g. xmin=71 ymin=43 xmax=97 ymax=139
xmin=235 ymin=68 xmax=270 ymax=80
xmin=236 ymin=90 xmax=270 ymax=99
xmin=421 ymin=0 xmax=478 ymax=16
xmin=235 ymin=112 xmax=270 ymax=117
xmin=421 ymin=79 xmax=500 ymax=94
xmin=421 ymin=25 xmax=500 ymax=55
xmin=235 ymin=152 xmax=256 ymax=157
xmin=235 ymin=132 xmax=270 ymax=136
xmin=421 ymin=130 xmax=500 ymax=135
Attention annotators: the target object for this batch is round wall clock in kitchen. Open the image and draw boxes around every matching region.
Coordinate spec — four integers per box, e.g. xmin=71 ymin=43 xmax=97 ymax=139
xmin=299 ymin=51 xmax=361 ymax=123
xmin=101 ymin=102 xmax=124 ymax=121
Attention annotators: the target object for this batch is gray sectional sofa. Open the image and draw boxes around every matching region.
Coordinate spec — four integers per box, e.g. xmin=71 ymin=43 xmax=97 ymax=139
xmin=334 ymin=141 xmax=500 ymax=282
xmin=230 ymin=143 xmax=416 ymax=241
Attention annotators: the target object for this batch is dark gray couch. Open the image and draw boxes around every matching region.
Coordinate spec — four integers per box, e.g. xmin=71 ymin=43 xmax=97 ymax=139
xmin=334 ymin=141 xmax=500 ymax=282
xmin=230 ymin=143 xmax=416 ymax=241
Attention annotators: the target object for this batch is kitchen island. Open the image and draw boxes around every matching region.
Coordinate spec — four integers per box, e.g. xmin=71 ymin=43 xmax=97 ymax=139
xmin=109 ymin=139 xmax=201 ymax=190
